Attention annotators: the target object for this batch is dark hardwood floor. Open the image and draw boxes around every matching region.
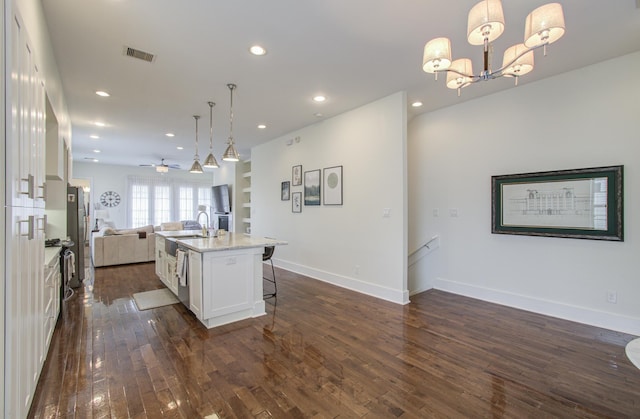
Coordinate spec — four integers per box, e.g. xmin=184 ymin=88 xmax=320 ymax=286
xmin=29 ymin=262 xmax=640 ymax=418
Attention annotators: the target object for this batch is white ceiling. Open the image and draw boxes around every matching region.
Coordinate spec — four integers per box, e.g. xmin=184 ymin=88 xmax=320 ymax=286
xmin=41 ymin=0 xmax=640 ymax=172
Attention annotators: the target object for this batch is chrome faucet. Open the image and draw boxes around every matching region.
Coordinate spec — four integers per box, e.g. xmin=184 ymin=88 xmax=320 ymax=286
xmin=196 ymin=205 xmax=210 ymax=237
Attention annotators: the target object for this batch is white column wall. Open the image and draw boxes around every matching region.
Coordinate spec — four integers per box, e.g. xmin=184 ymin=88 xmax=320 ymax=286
xmin=252 ymin=92 xmax=408 ymax=304
xmin=408 ymin=52 xmax=640 ymax=335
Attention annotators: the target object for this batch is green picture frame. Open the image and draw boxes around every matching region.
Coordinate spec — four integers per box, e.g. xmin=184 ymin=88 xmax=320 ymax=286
xmin=491 ymin=165 xmax=623 ymax=241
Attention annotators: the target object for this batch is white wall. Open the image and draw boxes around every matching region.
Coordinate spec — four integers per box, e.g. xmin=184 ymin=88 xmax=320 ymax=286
xmin=73 ymin=162 xmax=216 ymax=229
xmin=408 ymin=52 xmax=640 ymax=335
xmin=252 ymin=92 xmax=408 ymax=303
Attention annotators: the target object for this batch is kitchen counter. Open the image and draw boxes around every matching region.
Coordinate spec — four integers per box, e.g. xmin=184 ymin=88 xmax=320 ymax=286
xmin=175 ymin=233 xmax=287 ymax=253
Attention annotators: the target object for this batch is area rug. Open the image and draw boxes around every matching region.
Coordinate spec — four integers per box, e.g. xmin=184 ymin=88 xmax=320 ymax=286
xmin=133 ymin=288 xmax=179 ymax=310
xmin=626 ymin=338 xmax=640 ymax=370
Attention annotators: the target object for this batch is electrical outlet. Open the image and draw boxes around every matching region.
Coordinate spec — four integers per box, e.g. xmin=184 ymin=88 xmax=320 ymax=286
xmin=449 ymin=208 xmax=459 ymax=217
xmin=607 ymin=290 xmax=617 ymax=304
xmin=382 ymin=208 xmax=391 ymax=218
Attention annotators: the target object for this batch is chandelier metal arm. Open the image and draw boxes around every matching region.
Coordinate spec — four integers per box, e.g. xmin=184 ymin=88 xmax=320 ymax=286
xmin=432 ymin=41 xmax=547 ymax=84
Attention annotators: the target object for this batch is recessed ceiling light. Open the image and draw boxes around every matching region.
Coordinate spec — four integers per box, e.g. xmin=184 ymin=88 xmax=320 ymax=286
xmin=314 ymin=112 xmax=323 ymax=117
xmin=313 ymin=95 xmax=326 ymax=103
xmin=411 ymin=101 xmax=423 ymax=108
xmin=249 ymin=45 xmax=267 ymax=56
xmin=165 ymin=133 xmax=175 ymax=137
xmin=90 ymin=135 xmax=99 ymax=139
xmin=94 ymin=121 xmax=106 ymax=127
xmin=95 ymin=91 xmax=110 ymax=97
xmin=257 ymin=124 xmax=266 ymax=129
xmin=176 ymin=146 xmax=184 ymax=150
xmin=93 ymin=149 xmax=101 ymax=153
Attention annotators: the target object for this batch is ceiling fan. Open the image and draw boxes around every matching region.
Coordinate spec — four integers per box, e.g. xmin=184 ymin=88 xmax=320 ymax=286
xmin=139 ymin=158 xmax=181 ymax=173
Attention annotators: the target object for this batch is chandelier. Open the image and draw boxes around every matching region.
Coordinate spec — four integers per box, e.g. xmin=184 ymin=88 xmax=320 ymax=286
xmin=422 ymin=1 xmax=565 ymax=95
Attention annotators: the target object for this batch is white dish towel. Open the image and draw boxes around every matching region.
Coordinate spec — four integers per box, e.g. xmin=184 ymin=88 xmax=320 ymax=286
xmin=176 ymin=249 xmax=188 ymax=286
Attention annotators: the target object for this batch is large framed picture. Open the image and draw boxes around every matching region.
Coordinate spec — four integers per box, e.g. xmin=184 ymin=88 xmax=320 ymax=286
xmin=292 ymin=165 xmax=302 ymax=186
xmin=292 ymin=192 xmax=302 ymax=213
xmin=281 ymin=181 xmax=290 ymax=201
xmin=323 ymin=165 xmax=343 ymax=205
xmin=304 ymin=169 xmax=321 ymax=206
xmin=491 ymin=166 xmax=623 ymax=241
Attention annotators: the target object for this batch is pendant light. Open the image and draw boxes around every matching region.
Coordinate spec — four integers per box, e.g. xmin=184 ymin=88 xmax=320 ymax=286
xmin=203 ymin=101 xmax=219 ymax=168
xmin=222 ymin=83 xmax=240 ymax=162
xmin=189 ymin=115 xmax=204 ymax=173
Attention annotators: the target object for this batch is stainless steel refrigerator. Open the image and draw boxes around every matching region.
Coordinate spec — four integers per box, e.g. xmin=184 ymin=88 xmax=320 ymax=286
xmin=67 ymin=186 xmax=86 ymax=287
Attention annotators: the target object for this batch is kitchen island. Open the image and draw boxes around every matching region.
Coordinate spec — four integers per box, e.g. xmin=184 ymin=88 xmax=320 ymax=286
xmin=155 ymin=231 xmax=287 ymax=329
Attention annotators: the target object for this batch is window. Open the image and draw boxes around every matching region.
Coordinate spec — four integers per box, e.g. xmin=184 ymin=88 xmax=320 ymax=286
xmin=126 ymin=176 xmax=213 ymax=228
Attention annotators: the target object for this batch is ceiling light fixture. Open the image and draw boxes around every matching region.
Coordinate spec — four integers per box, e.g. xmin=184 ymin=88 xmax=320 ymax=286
xmin=249 ymin=45 xmax=267 ymax=56
xmin=165 ymin=133 xmax=175 ymax=137
xmin=222 ymin=83 xmax=240 ymax=162
xmin=257 ymin=124 xmax=266 ymax=129
xmin=422 ymin=1 xmax=565 ymax=96
xmin=94 ymin=121 xmax=106 ymax=127
xmin=90 ymin=135 xmax=99 ymax=139
xmin=203 ymin=101 xmax=219 ymax=169
xmin=412 ymin=101 xmax=423 ymax=108
xmin=156 ymin=165 xmax=168 ymax=173
xmin=95 ymin=91 xmax=110 ymax=97
xmin=313 ymin=95 xmax=326 ymax=102
xmin=189 ymin=115 xmax=204 ymax=173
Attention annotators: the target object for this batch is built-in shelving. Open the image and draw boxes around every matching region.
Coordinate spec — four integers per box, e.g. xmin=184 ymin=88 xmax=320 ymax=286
xmin=239 ymin=159 xmax=251 ymax=234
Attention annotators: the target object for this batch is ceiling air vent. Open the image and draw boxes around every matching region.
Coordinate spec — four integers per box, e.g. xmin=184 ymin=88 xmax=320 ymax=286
xmin=124 ymin=46 xmax=155 ymax=63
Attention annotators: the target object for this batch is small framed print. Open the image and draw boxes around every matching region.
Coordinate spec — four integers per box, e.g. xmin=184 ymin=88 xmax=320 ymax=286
xmin=304 ymin=169 xmax=321 ymax=206
xmin=292 ymin=192 xmax=302 ymax=213
xmin=281 ymin=181 xmax=290 ymax=201
xmin=323 ymin=166 xmax=343 ymax=205
xmin=292 ymin=165 xmax=302 ymax=186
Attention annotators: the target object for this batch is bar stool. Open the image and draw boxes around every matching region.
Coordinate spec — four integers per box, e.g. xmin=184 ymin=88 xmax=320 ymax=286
xmin=263 ymin=246 xmax=277 ymax=298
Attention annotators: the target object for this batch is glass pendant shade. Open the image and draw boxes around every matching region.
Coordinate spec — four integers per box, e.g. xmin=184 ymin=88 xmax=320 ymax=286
xmin=203 ymin=153 xmax=218 ymax=168
xmin=524 ymin=3 xmax=565 ymax=47
xmin=467 ymin=0 xmax=505 ymax=46
xmin=446 ymin=59 xmax=473 ymax=89
xmin=502 ymin=43 xmax=534 ymax=76
xmin=422 ymin=37 xmax=452 ymax=73
xmin=189 ymin=159 xmax=203 ymax=174
xmin=223 ymin=142 xmax=240 ymax=162
xmin=203 ymin=101 xmax=219 ymax=168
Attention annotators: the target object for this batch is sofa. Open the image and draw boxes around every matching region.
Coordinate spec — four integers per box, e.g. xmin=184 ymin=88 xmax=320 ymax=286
xmin=91 ymin=225 xmax=156 ymax=267
xmin=91 ymin=221 xmax=203 ymax=267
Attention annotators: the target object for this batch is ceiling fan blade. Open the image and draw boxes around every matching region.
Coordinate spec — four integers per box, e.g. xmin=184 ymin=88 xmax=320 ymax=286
xmin=168 ymin=164 xmax=181 ymax=169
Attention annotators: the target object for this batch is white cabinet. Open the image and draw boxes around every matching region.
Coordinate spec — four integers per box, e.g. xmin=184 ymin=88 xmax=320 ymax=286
xmin=7 ymin=12 xmax=46 ymax=209
xmin=6 ymin=207 xmax=46 ymax=418
xmin=155 ymin=235 xmax=165 ymax=282
xmin=187 ymin=247 xmax=262 ymax=329
xmin=188 ymin=250 xmax=202 ymax=319
xmin=4 ymin=9 xmax=50 ymax=418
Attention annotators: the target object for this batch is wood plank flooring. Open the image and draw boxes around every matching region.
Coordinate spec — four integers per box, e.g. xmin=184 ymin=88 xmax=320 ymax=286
xmin=29 ymin=262 xmax=640 ymax=418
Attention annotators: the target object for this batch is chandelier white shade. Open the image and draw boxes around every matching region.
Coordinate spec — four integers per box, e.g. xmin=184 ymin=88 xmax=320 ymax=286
xmin=524 ymin=3 xmax=566 ymax=48
xmin=422 ymin=0 xmax=565 ymax=94
xmin=466 ymin=0 xmax=504 ymax=46
xmin=189 ymin=115 xmax=204 ymax=174
xmin=203 ymin=101 xmax=219 ymax=169
xmin=156 ymin=165 xmax=169 ymax=173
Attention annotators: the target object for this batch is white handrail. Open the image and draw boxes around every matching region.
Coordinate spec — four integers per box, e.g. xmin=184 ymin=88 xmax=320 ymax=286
xmin=409 ymin=235 xmax=439 ymax=258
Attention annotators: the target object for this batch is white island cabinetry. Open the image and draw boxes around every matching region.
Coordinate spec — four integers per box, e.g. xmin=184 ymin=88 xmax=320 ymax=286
xmin=177 ymin=234 xmax=287 ymax=329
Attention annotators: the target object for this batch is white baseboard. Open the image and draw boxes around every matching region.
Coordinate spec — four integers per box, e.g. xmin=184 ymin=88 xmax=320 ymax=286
xmin=433 ymin=277 xmax=640 ymax=336
xmin=273 ymin=258 xmax=410 ymax=305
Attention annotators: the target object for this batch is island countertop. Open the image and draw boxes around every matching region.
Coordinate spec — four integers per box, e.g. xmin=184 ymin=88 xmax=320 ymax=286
xmin=175 ymin=233 xmax=287 ymax=253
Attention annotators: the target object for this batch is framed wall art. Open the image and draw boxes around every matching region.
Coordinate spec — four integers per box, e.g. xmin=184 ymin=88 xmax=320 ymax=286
xmin=491 ymin=165 xmax=623 ymax=241
xmin=304 ymin=169 xmax=321 ymax=206
xmin=292 ymin=192 xmax=302 ymax=213
xmin=281 ymin=181 xmax=290 ymax=201
xmin=292 ymin=165 xmax=302 ymax=186
xmin=323 ymin=165 xmax=343 ymax=205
